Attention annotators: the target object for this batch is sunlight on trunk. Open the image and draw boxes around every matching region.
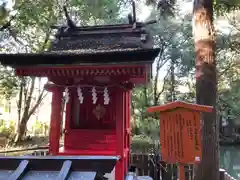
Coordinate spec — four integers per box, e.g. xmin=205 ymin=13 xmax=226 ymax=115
xmin=192 ymin=1 xmax=219 ymax=180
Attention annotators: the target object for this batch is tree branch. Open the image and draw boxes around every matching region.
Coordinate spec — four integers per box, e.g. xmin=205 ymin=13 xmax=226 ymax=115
xmin=21 ymin=77 xmax=36 ymax=123
xmin=17 ymin=78 xmax=24 ymax=124
xmin=155 ymin=71 xmax=170 ymax=105
xmin=153 ymin=40 xmax=166 ymax=105
xmin=28 ymin=90 xmax=48 ymax=119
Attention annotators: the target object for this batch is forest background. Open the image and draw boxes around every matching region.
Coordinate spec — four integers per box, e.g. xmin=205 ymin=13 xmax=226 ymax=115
xmin=0 ymin=0 xmax=239 ymax=148
xmin=0 ymin=0 xmax=240 ymax=179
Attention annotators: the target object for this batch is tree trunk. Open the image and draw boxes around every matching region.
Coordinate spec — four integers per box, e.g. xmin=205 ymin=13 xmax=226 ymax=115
xmin=219 ymin=114 xmax=223 ymax=135
xmin=170 ymin=58 xmax=176 ymax=101
xmin=226 ymin=118 xmax=233 ymax=137
xmin=192 ymin=0 xmax=219 ymax=180
xmin=14 ymin=77 xmax=35 ymax=143
xmin=14 ymin=117 xmax=28 ymax=143
xmin=16 ymin=78 xmax=24 ymax=133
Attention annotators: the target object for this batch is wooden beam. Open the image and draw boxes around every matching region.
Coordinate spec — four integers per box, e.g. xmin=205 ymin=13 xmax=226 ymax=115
xmin=132 ymin=1 xmax=136 ymax=23
xmin=57 ymin=160 xmax=72 ymax=180
xmin=0 ymin=156 xmax=119 ymax=172
xmin=8 ymin=160 xmax=29 ymax=180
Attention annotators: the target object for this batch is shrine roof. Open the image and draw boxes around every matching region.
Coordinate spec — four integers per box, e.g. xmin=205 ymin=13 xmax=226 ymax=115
xmin=0 ymin=14 xmax=162 ymax=68
xmin=50 ymin=23 xmax=153 ymax=51
xmin=148 ymin=101 xmax=213 ymax=113
xmin=0 ymin=22 xmax=160 ymax=66
xmin=0 ymin=48 xmax=159 ymax=67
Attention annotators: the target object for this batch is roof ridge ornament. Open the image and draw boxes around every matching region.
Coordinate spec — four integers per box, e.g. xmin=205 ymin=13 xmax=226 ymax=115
xmin=63 ymin=5 xmax=76 ymax=29
xmin=128 ymin=1 xmax=157 ymax=29
xmin=128 ymin=0 xmax=137 ymax=29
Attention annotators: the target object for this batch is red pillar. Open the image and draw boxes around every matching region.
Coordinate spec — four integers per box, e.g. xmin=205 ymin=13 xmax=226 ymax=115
xmin=115 ymin=89 xmax=125 ymax=180
xmin=125 ymin=90 xmax=131 ymax=171
xmin=123 ymin=91 xmax=127 ymax=173
xmin=123 ymin=90 xmax=131 ymax=173
xmin=49 ymin=87 xmax=63 ymax=155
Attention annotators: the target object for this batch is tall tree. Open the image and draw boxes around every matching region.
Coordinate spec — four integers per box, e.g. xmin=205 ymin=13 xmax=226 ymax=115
xmin=192 ymin=1 xmax=219 ymax=180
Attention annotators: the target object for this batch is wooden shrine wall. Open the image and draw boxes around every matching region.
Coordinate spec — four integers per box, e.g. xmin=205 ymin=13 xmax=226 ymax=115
xmin=64 ymin=130 xmax=116 ymax=151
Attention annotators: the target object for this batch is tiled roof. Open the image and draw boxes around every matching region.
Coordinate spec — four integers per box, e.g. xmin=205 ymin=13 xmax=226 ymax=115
xmin=44 ymin=48 xmax=144 ymax=55
xmin=49 ymin=23 xmax=153 ymax=52
xmin=0 ymin=23 xmax=159 ymax=66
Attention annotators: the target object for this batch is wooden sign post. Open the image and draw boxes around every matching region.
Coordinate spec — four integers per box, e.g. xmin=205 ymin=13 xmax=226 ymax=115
xmin=148 ymin=101 xmax=213 ymax=180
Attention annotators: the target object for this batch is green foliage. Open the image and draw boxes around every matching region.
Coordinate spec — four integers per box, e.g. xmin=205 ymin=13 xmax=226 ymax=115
xmin=0 ymin=0 xmax=122 ymax=52
xmin=0 ymin=0 xmax=123 ymax=142
xmin=33 ymin=120 xmax=48 ymax=135
xmin=0 ymin=119 xmax=15 ymax=139
xmin=0 ymin=0 xmax=239 ymax=145
xmin=144 ymin=0 xmax=176 ymax=18
xmin=131 ymin=9 xmax=196 ymax=136
xmin=0 ymin=66 xmax=18 ymax=99
xmin=131 ymin=135 xmax=159 ymax=153
xmin=214 ymin=0 xmax=240 ymax=15
xmin=131 ymin=2 xmax=240 ymax=139
xmin=219 ymin=80 xmax=240 ymax=121
xmin=142 ymin=0 xmax=240 ymax=18
xmin=69 ymin=0 xmax=120 ymax=25
xmin=0 ymin=0 xmax=12 ymax=24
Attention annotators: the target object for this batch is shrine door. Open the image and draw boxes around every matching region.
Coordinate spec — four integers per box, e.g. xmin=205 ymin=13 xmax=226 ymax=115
xmin=64 ymin=87 xmax=116 ymax=152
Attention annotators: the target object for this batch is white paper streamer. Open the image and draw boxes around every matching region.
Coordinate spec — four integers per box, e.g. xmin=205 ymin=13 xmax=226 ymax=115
xmin=64 ymin=87 xmax=70 ymax=103
xmin=92 ymin=87 xmax=97 ymax=104
xmin=77 ymin=86 xmax=84 ymax=104
xmin=103 ymin=87 xmax=110 ymax=105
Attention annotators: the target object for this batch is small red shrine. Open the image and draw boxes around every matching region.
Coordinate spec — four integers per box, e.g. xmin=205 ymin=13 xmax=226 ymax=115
xmin=0 ymin=9 xmax=159 ymax=180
